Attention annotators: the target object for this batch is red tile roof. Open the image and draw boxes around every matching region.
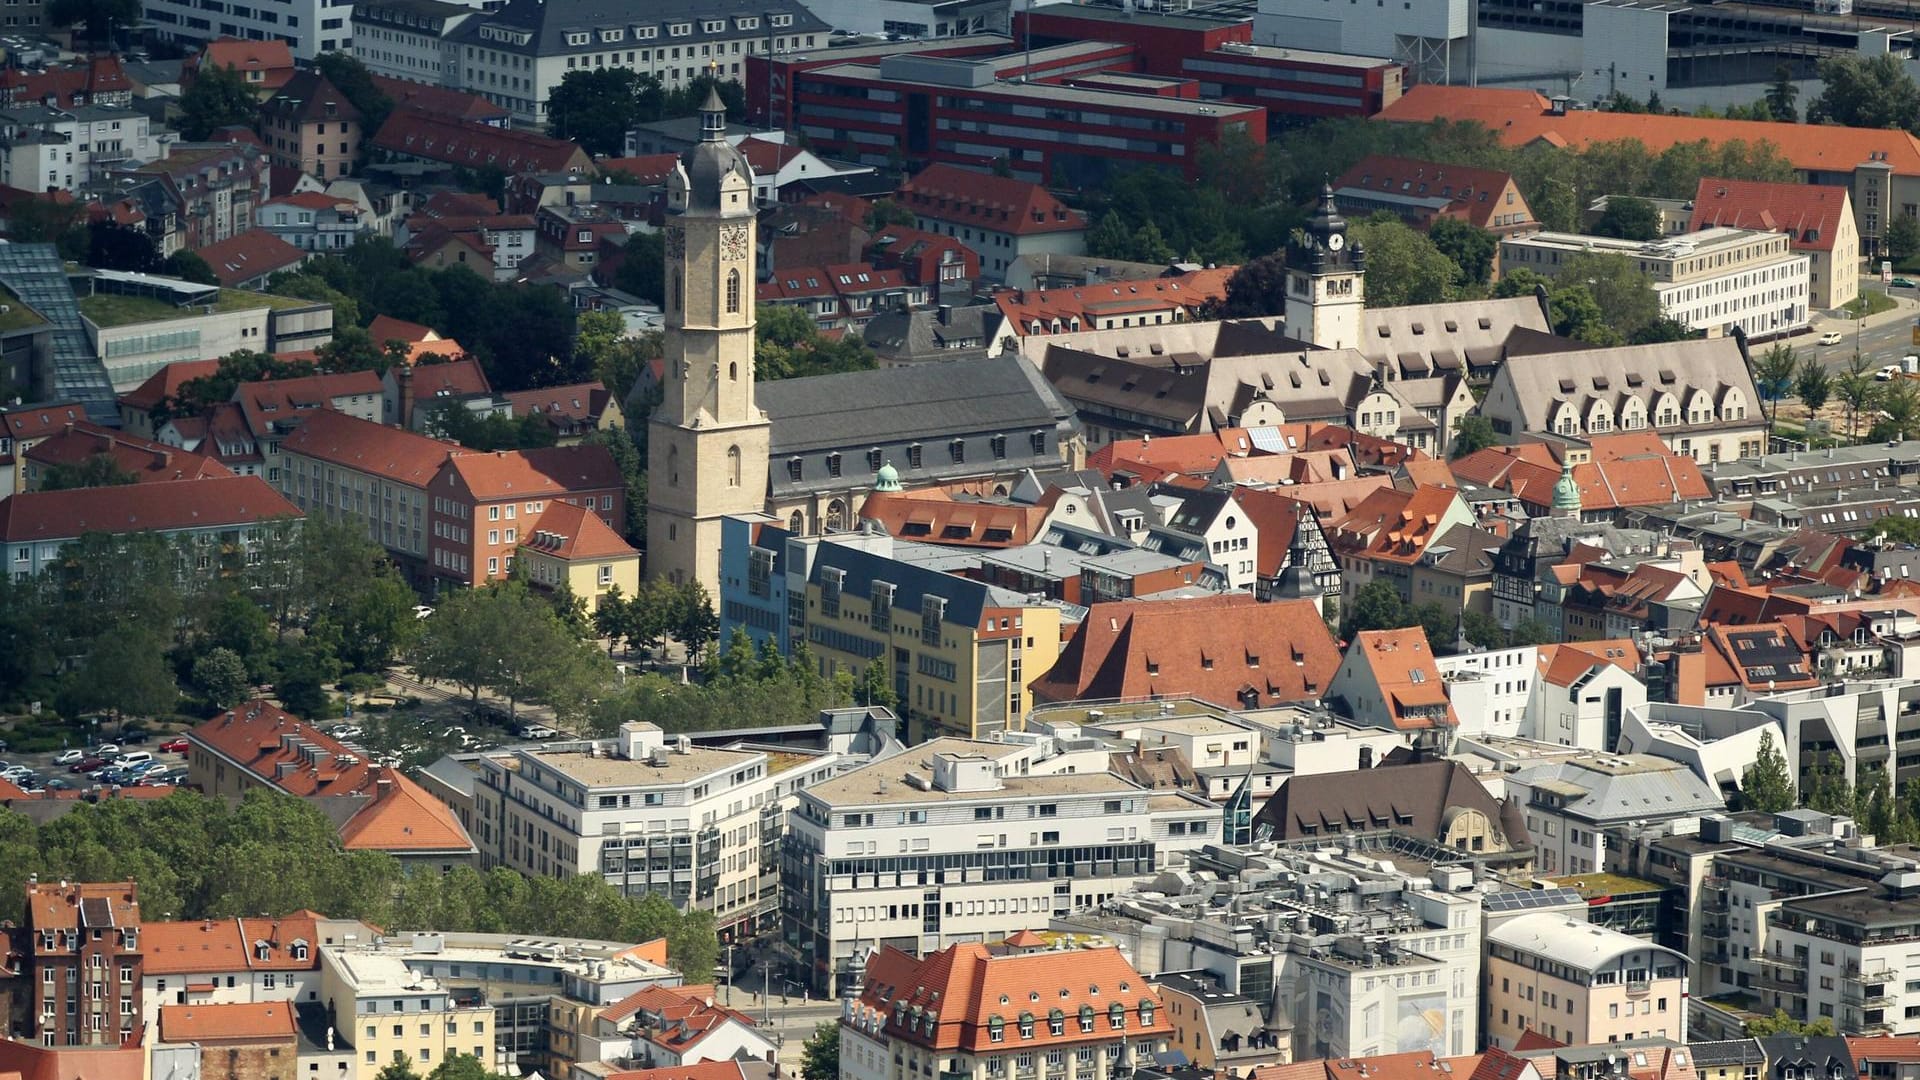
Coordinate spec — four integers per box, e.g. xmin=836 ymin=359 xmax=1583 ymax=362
xmin=442 ymin=445 xmax=623 ymax=500
xmin=1033 ymin=594 xmax=1340 ymax=708
xmin=1690 ymin=177 xmax=1851 ymax=252
xmin=1700 ymin=622 xmax=1818 ymax=692
xmin=1334 ymin=154 xmax=1530 ymax=231
xmin=995 ymin=267 xmax=1234 ymax=335
xmin=2 ymin=402 xmax=89 ymax=441
xmin=1378 ymin=84 xmax=1920 ymax=177
xmin=1449 ymin=436 xmax=1709 ymax=512
xmin=601 ymin=984 xmax=760 ymax=1054
xmin=1328 ymin=483 xmax=1461 ymax=565
xmin=855 ymin=942 xmax=1168 ymax=1053
xmin=0 ymin=475 xmax=298 ymax=542
xmin=372 ymin=111 xmax=592 ymax=174
xmin=406 ymin=357 xmax=490 ymax=397
xmin=372 ymin=75 xmax=509 ymax=125
xmin=857 ymin=488 xmax=1052 ymax=548
xmin=197 ymin=229 xmax=306 ymax=286
xmin=368 ymin=314 xmax=439 ymax=344
xmin=501 ymin=381 xmax=612 ymax=435
xmin=522 ymin=498 xmax=637 ymax=561
xmin=0 ymin=1040 xmax=146 ymax=1080
xmin=160 ymin=1002 xmax=297 ymax=1042
xmin=143 ymin=914 xmax=325 ymax=976
xmin=605 ymin=1064 xmax=751 ymax=1080
xmin=0 ymin=56 xmax=130 ymax=108
xmin=1849 ymin=1037 xmax=1920 ymax=1071
xmin=24 ymin=880 xmax=139 ymax=937
xmin=1535 ymin=639 xmax=1640 ymax=688
xmin=278 ymin=409 xmax=454 ymax=489
xmin=232 ymin=370 xmax=384 ymax=436
xmin=899 ymin=163 xmax=1087 ymax=237
xmin=189 ymin=700 xmax=475 ymax=855
xmin=24 ymin=422 xmax=232 ymax=483
xmin=120 ymin=360 xmax=221 ymax=413
xmin=1346 ymin=628 xmax=1457 ymax=730
xmin=735 ymin=136 xmax=804 ymax=175
xmin=187 ymin=38 xmax=296 ymax=88
xmin=599 ymin=153 xmax=682 ymax=184
xmin=261 ymin=191 xmax=357 ymax=212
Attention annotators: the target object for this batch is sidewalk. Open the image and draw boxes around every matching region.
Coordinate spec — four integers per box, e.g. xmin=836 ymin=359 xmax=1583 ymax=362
xmin=1810 ymin=283 xmax=1920 ymax=333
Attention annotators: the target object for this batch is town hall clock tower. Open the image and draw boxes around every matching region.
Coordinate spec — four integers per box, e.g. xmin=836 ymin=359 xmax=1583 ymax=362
xmin=645 ymin=89 xmax=771 ymax=598
xmin=1284 ymin=184 xmax=1367 ymax=350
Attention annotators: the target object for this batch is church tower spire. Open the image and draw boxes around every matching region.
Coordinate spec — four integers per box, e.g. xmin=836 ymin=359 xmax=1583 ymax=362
xmin=645 ymin=88 xmax=771 ymax=598
xmin=1283 ymin=183 xmax=1366 ymax=350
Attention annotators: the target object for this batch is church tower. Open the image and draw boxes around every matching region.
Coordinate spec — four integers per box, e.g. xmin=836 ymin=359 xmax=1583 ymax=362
xmin=1283 ymin=184 xmax=1366 ymax=350
xmin=646 ymin=89 xmax=771 ymax=599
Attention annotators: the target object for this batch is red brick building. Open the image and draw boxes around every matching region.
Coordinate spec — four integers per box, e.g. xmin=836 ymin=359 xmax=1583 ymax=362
xmin=17 ymin=879 xmax=144 ymax=1047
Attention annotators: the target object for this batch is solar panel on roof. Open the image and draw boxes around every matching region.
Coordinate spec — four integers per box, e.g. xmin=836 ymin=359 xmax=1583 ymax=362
xmin=1482 ymin=887 xmax=1584 ymax=912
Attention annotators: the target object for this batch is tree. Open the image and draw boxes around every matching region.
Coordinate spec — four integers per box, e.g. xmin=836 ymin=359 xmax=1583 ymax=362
xmin=1741 ymin=730 xmax=1795 ymax=814
xmin=164 ymin=349 xmax=316 ymax=416
xmin=1808 ymin=53 xmax=1920 ymax=130
xmin=801 ymin=1023 xmax=841 ymax=1080
xmin=1342 ymin=580 xmax=1406 ymax=638
xmin=160 ymin=250 xmax=219 ymax=285
xmin=1558 ymin=252 xmax=1663 ymax=343
xmin=179 ymin=64 xmax=263 ymax=141
xmin=1629 ymin=317 xmax=1695 ymax=345
xmin=673 ymin=582 xmax=720 ymax=662
xmin=57 ymin=625 xmax=177 ymax=719
xmin=1802 ymin=751 xmax=1855 ymax=817
xmin=1796 ymin=353 xmax=1831 ymax=413
xmin=1216 ymin=253 xmax=1289 ymax=318
xmin=45 ymin=0 xmax=138 ymax=47
xmin=1836 ymin=350 xmax=1880 ymax=442
xmin=86 ymin=221 xmax=159 ymax=272
xmin=546 ymin=68 xmax=665 ymax=157
xmin=1746 ymin=1009 xmax=1836 ymax=1037
xmin=315 ymin=53 xmax=394 ymax=140
xmin=1507 ymin=619 xmax=1559 ymax=646
xmin=1766 ymin=65 xmax=1800 ymax=122
xmin=856 ymin=661 xmax=898 ymax=709
xmin=425 ymin=1054 xmax=516 ymax=1080
xmin=1592 ymin=195 xmax=1661 ymax=242
xmin=1349 ymin=214 xmax=1460 ymax=308
xmin=755 ymin=303 xmax=877 ymax=380
xmin=1754 ymin=344 xmax=1799 ymax=424
xmin=612 ymin=231 xmax=665 ymax=305
xmin=192 ymin=648 xmax=251 ymax=709
xmin=1889 ymin=214 xmax=1920 ymax=264
xmin=1877 ymin=378 xmax=1920 ymax=443
xmin=1449 ymin=415 xmax=1498 ymax=459
xmin=866 ymin=199 xmax=917 ymax=231
xmin=1427 ymin=217 xmax=1497 ymax=286
xmin=413 ymin=580 xmax=613 ymax=719
xmin=584 ymin=427 xmax=646 ymax=542
xmin=37 ymin=453 xmax=137 ymax=490
xmin=374 ymin=1053 xmax=424 ymax=1080
xmin=1869 ymin=516 xmax=1920 ymax=545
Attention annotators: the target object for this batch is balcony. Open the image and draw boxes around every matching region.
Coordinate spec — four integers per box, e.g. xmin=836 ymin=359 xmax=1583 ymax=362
xmin=1753 ymin=953 xmax=1808 ymax=993
xmin=1842 ymin=970 xmax=1896 ymax=1007
xmin=1626 ymin=981 xmax=1651 ymax=997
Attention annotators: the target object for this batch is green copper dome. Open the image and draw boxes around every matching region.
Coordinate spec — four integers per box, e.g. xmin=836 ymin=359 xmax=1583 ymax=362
xmin=1552 ymin=456 xmax=1581 ymax=515
xmin=875 ymin=461 xmax=902 ymax=492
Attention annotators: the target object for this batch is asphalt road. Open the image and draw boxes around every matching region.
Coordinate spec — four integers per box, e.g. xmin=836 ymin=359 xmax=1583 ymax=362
xmin=1811 ymin=280 xmax=1920 ymax=371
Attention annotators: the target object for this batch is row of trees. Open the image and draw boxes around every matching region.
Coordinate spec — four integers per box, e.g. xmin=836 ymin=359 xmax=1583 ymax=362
xmin=0 ymin=790 xmax=718 ymax=975
xmin=587 ymin=629 xmax=863 ymax=735
xmin=0 ymin=519 xmax=419 ymax=719
xmin=1742 ymin=730 xmax=1920 ymax=846
xmin=1341 ymin=580 xmax=1557 ymax=653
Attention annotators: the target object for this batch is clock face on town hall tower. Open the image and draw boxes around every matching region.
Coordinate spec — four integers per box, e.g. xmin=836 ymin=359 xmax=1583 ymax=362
xmin=1282 ymin=183 xmax=1366 ymax=351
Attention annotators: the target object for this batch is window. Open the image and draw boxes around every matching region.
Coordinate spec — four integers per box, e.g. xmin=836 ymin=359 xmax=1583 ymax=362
xmin=726 ymin=269 xmax=741 ymax=313
xmin=989 ymin=1017 xmax=1005 ymax=1043
xmin=950 ymin=439 xmax=965 ymax=464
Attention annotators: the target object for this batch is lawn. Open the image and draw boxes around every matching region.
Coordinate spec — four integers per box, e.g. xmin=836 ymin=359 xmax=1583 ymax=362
xmin=79 ymin=288 xmax=310 ymax=328
xmin=1843 ymin=290 xmax=1898 ymax=318
xmin=0 ymin=286 xmax=46 ymax=332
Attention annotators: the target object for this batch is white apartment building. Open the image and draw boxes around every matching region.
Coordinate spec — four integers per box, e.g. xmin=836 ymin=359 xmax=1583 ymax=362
xmin=139 ymin=914 xmax=374 ymax=1038
xmin=145 ymin=0 xmax=355 ymax=60
xmin=784 ymin=737 xmax=1219 ymax=997
xmin=1499 ymin=227 xmax=1810 ymax=340
xmin=0 ymin=105 xmax=167 ymax=191
xmin=317 ymin=946 xmax=498 ymax=1080
xmin=1438 ymin=645 xmax=1539 ymax=740
xmin=446 ymin=0 xmax=829 ymax=127
xmin=471 ymin=722 xmax=840 ymax=938
xmin=352 ymin=0 xmax=474 ymax=84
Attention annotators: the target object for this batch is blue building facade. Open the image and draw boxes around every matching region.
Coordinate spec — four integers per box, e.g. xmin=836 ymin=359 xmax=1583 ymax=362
xmin=718 ymin=513 xmax=793 ymax=654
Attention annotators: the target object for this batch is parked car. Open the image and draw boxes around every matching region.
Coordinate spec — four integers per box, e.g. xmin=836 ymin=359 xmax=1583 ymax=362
xmin=518 ymin=725 xmax=557 ymax=739
xmin=329 ymin=725 xmax=363 ymax=739
xmin=54 ymin=749 xmax=85 ymax=765
xmin=95 ymin=743 xmax=119 ymax=757
xmin=111 ymin=751 xmax=153 ymax=770
xmin=1819 ymin=330 xmax=1845 ymax=346
xmin=159 ymin=738 xmax=190 ymax=753
xmin=1879 ymin=365 xmax=1903 ymax=381
xmin=1895 ymin=277 xmax=1917 ymax=289
xmin=69 ymin=756 xmax=105 ymax=773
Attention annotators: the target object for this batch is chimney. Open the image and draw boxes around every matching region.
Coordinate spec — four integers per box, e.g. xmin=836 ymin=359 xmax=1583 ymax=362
xmin=397 ymin=364 xmax=415 ymax=429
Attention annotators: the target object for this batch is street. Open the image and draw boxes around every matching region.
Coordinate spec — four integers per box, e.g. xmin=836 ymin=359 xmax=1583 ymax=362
xmin=1807 ymin=278 xmax=1920 ymax=371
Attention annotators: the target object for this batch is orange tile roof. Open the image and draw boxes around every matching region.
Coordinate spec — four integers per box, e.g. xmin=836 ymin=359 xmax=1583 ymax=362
xmin=995 ymin=267 xmax=1235 ymax=336
xmin=277 ymin=409 xmax=454 ymax=489
xmin=0 ymin=1041 xmax=145 ymax=1080
xmin=856 ymin=942 xmax=1169 ymax=1053
xmin=1535 ymin=639 xmax=1639 ymax=688
xmin=160 ymin=1002 xmax=297 ymax=1042
xmin=1848 ymin=1037 xmax=1920 ymax=1068
xmin=1335 ymin=154 xmax=1530 ymax=231
xmin=1451 ymin=439 xmax=1710 ymax=512
xmin=1348 ymin=628 xmax=1457 ymax=730
xmin=198 ymin=230 xmax=307 ymax=287
xmin=1378 ymin=84 xmax=1920 ymax=177
xmin=1034 ymin=594 xmax=1339 ymax=708
xmin=373 ymin=111 xmax=591 ymax=174
xmin=1700 ymin=622 xmax=1817 ymax=692
xmin=1691 ymin=177 xmax=1850 ymax=253
xmin=367 ymin=314 xmax=439 ymax=344
xmin=606 ymin=1064 xmax=750 ymax=1080
xmin=899 ymin=163 xmax=1087 ymax=237
xmin=442 ymin=444 xmax=622 ymax=501
xmin=24 ymin=422 xmax=232 ymax=483
xmin=522 ymin=499 xmax=637 ymax=561
xmin=857 ymin=488 xmax=1051 ymax=548
xmin=0 ymin=476 xmax=299 ymax=543
xmin=2 ymin=402 xmax=88 ymax=441
xmin=119 ymin=360 xmax=222 ymax=413
xmin=189 ymin=700 xmax=474 ymax=855
xmin=24 ymin=880 xmax=138 ymax=941
xmin=142 ymin=914 xmax=323 ymax=976
xmin=406 ymin=357 xmax=491 ymax=397
xmin=1328 ymin=483 xmax=1459 ymax=564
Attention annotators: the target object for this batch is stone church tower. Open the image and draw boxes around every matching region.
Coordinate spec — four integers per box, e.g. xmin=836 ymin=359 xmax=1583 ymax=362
xmin=645 ymin=89 xmax=770 ymax=598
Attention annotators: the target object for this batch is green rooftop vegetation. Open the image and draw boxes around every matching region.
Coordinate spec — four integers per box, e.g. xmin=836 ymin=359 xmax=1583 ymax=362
xmin=78 ymin=288 xmax=311 ymax=328
xmin=1547 ymin=871 xmax=1665 ymax=897
xmin=0 ymin=286 xmax=47 ymax=333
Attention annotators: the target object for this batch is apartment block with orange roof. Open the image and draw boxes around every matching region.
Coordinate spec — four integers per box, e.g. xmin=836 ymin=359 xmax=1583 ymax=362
xmin=1327 ymin=483 xmax=1476 ymax=610
xmin=1325 ymin=628 xmax=1459 ymax=746
xmin=137 ymin=911 xmax=375 ymax=1036
xmin=12 ymin=878 xmax=144 ymax=1048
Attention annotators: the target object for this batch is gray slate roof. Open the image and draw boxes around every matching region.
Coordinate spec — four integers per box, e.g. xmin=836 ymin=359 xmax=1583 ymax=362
xmin=1482 ymin=335 xmax=1762 ymax=435
xmin=760 ymin=353 xmax=1076 ymax=455
xmin=1510 ymin=754 xmax=1727 ymax=824
xmin=453 ymin=0 xmax=827 ymax=58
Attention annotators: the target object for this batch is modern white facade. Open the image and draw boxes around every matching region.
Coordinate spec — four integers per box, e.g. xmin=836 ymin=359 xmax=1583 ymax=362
xmin=352 ymin=0 xmax=473 ymax=84
xmin=0 ymin=105 xmax=167 ymax=190
xmin=471 ymin=722 xmax=840 ymax=936
xmin=1438 ymin=646 xmax=1539 ymax=740
xmin=145 ymin=0 xmax=352 ymax=60
xmin=1252 ymin=0 xmax=1467 ymax=84
xmin=1499 ymin=228 xmax=1811 ymax=340
xmin=784 ymin=737 xmax=1218 ymax=996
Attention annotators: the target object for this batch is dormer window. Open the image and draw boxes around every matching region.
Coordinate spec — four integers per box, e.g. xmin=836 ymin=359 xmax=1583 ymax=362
xmin=254 ymin=941 xmax=272 ymax=961
xmin=290 ymin=940 xmax=309 ymax=961
xmin=566 ymin=31 xmax=589 ymax=45
xmin=600 ymin=28 xmax=623 ymax=41
xmin=670 ymin=22 xmax=691 ymax=35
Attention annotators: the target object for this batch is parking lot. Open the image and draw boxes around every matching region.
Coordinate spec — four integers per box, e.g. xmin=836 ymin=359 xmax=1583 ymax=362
xmin=0 ymin=732 xmax=192 ymax=794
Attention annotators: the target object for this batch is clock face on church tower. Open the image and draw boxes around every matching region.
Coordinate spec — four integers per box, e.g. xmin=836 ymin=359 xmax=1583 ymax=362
xmin=720 ymin=225 xmax=749 ymax=261
xmin=1327 ymin=233 xmax=1344 ymax=251
xmin=664 ymin=227 xmax=685 ymax=260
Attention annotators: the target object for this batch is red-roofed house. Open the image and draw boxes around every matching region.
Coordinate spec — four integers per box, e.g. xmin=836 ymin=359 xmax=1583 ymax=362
xmin=197 ymin=229 xmax=308 ymax=288
xmin=865 ymin=223 xmax=979 ymax=292
xmin=21 ymin=420 xmax=232 ymax=488
xmin=12 ymin=879 xmax=145 ymax=1048
xmin=0 ymin=475 xmax=299 ymax=578
xmin=1326 ymin=627 xmax=1459 ymax=735
xmin=0 ymin=1039 xmax=146 ymax=1080
xmin=518 ymin=498 xmax=641 ymax=608
xmin=138 ymin=912 xmax=361 ymax=1034
xmin=158 ymin=1001 xmax=298 ymax=1072
xmin=1032 ymin=593 xmax=1340 ymax=709
xmin=118 ymin=361 xmax=220 ymax=437
xmin=1334 ymin=155 xmax=1539 ymax=237
xmin=897 ymin=164 xmax=1088 ymax=280
xmin=1689 ymin=177 xmax=1859 ymax=310
xmin=371 ymin=74 xmax=509 ymax=127
xmin=383 ymin=357 xmax=493 ymax=430
xmin=1450 ymin=435 xmax=1711 ymax=520
xmin=589 ymin=983 xmax=775 ymax=1068
xmin=993 ymin=265 xmax=1236 ymax=341
xmin=757 ymin=263 xmax=925 ymax=332
xmin=372 ymin=111 xmax=593 ymax=175
xmin=0 ymin=56 xmax=133 ymax=108
xmin=184 ymin=38 xmax=296 ymax=97
xmin=2 ymin=401 xmax=92 ymax=494
xmin=1326 ymin=483 xmax=1475 ymax=607
xmin=604 ymin=1064 xmax=758 ymax=1080
xmin=502 ymin=381 xmax=622 ymax=443
xmin=188 ymin=700 xmax=477 ymax=867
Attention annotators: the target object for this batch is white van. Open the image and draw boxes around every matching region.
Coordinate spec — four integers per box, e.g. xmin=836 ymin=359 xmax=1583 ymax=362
xmin=111 ymin=751 xmax=153 ymax=769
